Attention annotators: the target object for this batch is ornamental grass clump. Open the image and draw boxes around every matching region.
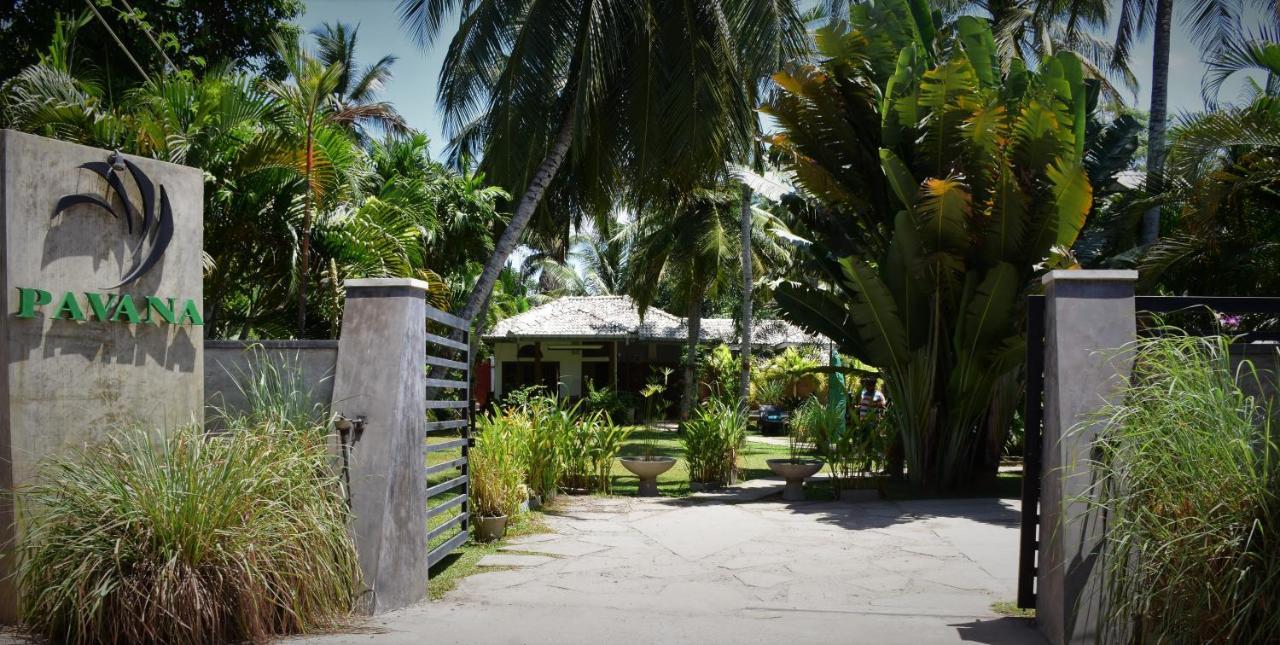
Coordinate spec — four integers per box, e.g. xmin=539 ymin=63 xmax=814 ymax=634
xmin=470 ymin=414 xmax=528 ymax=518
xmin=18 ymin=418 xmax=360 ymax=645
xmin=558 ymin=409 xmax=632 ymax=493
xmin=681 ymin=400 xmax=747 ymax=486
xmin=1084 ymin=333 xmax=1280 ymax=643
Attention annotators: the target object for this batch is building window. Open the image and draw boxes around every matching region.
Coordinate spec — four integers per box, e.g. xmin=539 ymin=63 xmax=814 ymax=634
xmin=501 ymin=361 xmax=560 ymax=395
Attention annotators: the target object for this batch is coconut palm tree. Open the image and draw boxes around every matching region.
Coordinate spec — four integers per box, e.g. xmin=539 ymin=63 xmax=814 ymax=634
xmin=1110 ymin=0 xmax=1242 ymax=245
xmin=398 ymin=0 xmax=807 ymax=334
xmin=627 ymin=185 xmax=788 ymax=418
xmin=575 ymin=216 xmax=630 ymax=296
xmin=262 ymin=33 xmax=406 ymax=336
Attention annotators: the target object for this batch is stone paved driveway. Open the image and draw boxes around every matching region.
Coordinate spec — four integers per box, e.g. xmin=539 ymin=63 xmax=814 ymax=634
xmin=301 ymin=495 xmax=1045 ymax=645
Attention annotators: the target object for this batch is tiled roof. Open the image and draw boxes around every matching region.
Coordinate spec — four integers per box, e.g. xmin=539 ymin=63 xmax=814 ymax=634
xmin=484 ymin=296 xmax=825 ymax=348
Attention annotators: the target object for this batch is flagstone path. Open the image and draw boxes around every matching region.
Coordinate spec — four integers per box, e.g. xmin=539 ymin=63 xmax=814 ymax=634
xmin=298 ymin=493 xmax=1045 ymax=644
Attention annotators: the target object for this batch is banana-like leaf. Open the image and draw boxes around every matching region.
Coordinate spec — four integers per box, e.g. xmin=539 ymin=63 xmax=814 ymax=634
xmin=883 ymin=209 xmax=930 ymax=347
xmin=880 ymin=148 xmax=918 ymax=211
xmin=883 ymin=46 xmax=920 ymax=145
xmin=979 ymin=162 xmax=1027 ymax=264
xmin=773 ymin=281 xmax=854 ymax=351
xmin=917 ymin=176 xmax=971 ymax=253
xmin=954 ymin=262 xmax=1019 ymax=361
xmin=1053 ymin=52 xmax=1087 ymax=161
xmin=955 ymin=16 xmax=998 ymax=86
xmin=1048 ymin=160 xmax=1092 ymax=249
xmin=835 ymin=257 xmax=911 ymax=372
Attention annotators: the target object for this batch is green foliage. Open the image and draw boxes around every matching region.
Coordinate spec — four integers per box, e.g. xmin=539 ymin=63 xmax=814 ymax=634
xmin=18 ymin=420 xmax=359 ymax=643
xmin=1138 ymin=95 xmax=1280 ymax=296
xmin=680 ymin=400 xmax=747 ymax=486
xmin=471 ymin=413 xmax=529 ymax=518
xmin=582 ymin=378 xmax=625 ymax=422
xmin=1 ymin=18 xmax=505 ymax=339
xmin=767 ymin=4 xmax=1093 ymax=489
xmin=750 ymin=347 xmax=824 ymax=406
xmin=559 ymin=410 xmax=633 ymax=494
xmin=640 ymin=366 xmax=675 ymax=421
xmin=0 ymin=1 xmax=304 ymax=86
xmin=1083 ymin=334 xmax=1280 ymax=642
xmin=793 ymin=397 xmax=892 ymax=496
xmin=699 ymin=344 xmax=741 ymax=405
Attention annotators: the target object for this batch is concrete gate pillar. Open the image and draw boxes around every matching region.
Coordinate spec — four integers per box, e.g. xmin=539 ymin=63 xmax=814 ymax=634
xmin=1037 ymin=270 xmax=1137 ymax=645
xmin=329 ymin=278 xmax=430 ymax=613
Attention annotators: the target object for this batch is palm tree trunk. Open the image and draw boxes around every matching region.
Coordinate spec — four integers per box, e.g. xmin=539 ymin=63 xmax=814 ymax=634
xmin=460 ymin=102 xmax=578 ymax=323
xmin=298 ymin=123 xmax=314 ymax=336
xmin=738 ymin=185 xmax=753 ymax=405
xmin=1141 ymin=0 xmax=1173 ymax=246
xmin=681 ymin=289 xmax=704 ymax=420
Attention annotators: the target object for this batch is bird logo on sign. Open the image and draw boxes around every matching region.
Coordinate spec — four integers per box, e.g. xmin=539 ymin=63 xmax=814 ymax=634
xmin=51 ymin=152 xmax=175 ymax=288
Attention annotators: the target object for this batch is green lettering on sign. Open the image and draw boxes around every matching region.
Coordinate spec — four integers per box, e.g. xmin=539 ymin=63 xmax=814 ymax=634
xmin=145 ymin=296 xmax=176 ymax=324
xmin=111 ymin=294 xmax=142 ymax=324
xmin=52 ymin=291 xmax=86 ymax=321
xmin=13 ymin=289 xmax=200 ymax=326
xmin=15 ymin=288 xmax=52 ymax=318
xmin=179 ymin=299 xmax=204 ymax=326
xmin=85 ymin=293 xmax=118 ymax=321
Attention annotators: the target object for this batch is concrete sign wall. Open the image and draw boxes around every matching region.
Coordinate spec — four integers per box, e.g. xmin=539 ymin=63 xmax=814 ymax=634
xmin=0 ymin=130 xmax=204 ymax=619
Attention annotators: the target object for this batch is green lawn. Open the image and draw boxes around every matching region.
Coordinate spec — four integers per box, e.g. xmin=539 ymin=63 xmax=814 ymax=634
xmin=610 ymin=425 xmax=793 ymax=496
xmin=427 ymin=433 xmax=467 ymax=551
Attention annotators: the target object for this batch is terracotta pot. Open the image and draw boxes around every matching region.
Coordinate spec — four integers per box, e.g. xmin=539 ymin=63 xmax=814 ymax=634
xmin=619 ymin=456 xmax=677 ymax=496
xmin=767 ymin=459 xmax=825 ymax=501
xmin=474 ymin=514 xmax=508 ymax=542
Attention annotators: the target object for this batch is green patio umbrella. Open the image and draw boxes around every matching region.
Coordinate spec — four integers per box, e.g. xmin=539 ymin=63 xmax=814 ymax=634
xmin=828 ymin=349 xmax=846 ymax=433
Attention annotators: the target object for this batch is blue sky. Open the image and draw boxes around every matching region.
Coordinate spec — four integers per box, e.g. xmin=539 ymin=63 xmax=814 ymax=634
xmin=299 ymin=0 xmax=1265 ymax=159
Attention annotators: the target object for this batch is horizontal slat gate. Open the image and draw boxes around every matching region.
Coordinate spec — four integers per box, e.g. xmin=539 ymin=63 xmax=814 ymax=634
xmin=424 ymin=303 xmax=473 ymax=571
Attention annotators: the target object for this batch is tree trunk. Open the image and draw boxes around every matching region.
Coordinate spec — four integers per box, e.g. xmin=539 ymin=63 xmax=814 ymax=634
xmin=681 ymin=291 xmax=704 ymax=420
xmin=460 ymin=102 xmax=578 ymax=323
xmin=1141 ymin=0 xmax=1173 ymax=246
xmin=298 ymin=123 xmax=314 ymax=336
xmin=738 ymin=185 xmax=753 ymax=405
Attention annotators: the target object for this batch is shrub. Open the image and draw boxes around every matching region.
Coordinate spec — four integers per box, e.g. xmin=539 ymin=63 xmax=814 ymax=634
xmin=582 ymin=378 xmax=623 ymax=421
xmin=794 ymin=396 xmax=889 ymax=495
xmin=559 ymin=409 xmax=632 ymax=493
xmin=515 ymin=396 xmax=563 ymax=499
xmin=1085 ymin=334 xmax=1280 ymax=642
xmin=18 ymin=420 xmax=360 ymax=645
xmin=698 ymin=344 xmax=740 ymax=404
xmin=470 ymin=413 xmax=528 ymax=518
xmin=681 ymin=400 xmax=747 ymax=486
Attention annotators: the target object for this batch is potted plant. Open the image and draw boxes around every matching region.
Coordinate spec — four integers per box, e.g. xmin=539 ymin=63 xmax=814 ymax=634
xmin=619 ymin=439 xmax=676 ymax=496
xmin=767 ymin=398 xmax=825 ymax=501
xmin=470 ymin=416 xmax=526 ymax=542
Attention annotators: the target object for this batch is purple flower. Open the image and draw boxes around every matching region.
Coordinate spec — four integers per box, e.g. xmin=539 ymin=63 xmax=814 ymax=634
xmin=1217 ymin=313 xmax=1241 ymax=330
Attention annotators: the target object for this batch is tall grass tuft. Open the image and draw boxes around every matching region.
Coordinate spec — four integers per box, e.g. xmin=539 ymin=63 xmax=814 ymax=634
xmin=1084 ymin=333 xmax=1279 ymax=643
xmin=18 ymin=385 xmax=359 ymax=643
xmin=471 ymin=413 xmax=529 ymax=518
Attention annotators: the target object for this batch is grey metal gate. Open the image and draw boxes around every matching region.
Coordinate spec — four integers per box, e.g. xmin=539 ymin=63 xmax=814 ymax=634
xmin=423 ymin=305 xmax=474 ymax=569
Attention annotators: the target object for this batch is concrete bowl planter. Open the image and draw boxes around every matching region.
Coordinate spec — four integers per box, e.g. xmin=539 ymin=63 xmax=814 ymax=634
xmin=474 ymin=514 xmax=509 ymax=542
xmin=618 ymin=456 xmax=677 ymax=496
xmin=767 ymin=459 xmax=825 ymax=501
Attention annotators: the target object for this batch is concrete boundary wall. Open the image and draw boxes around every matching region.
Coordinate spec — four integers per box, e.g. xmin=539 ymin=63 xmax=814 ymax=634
xmin=204 ymin=340 xmax=338 ymax=422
